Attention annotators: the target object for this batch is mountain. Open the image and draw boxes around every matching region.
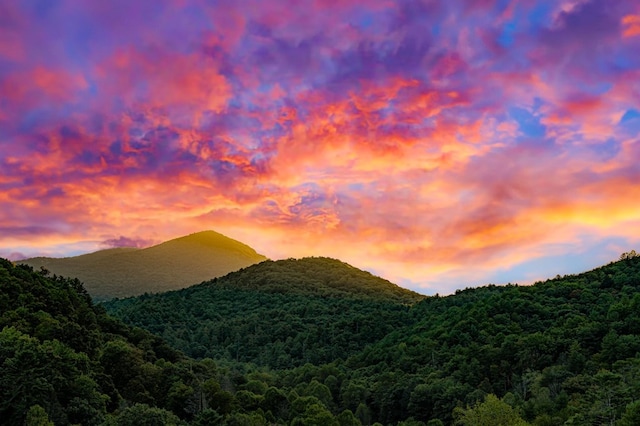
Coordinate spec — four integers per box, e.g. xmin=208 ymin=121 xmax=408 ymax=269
xmin=104 ymin=257 xmax=425 ymax=366
xmin=19 ymin=230 xmax=267 ymax=300
xmin=103 ymin=254 xmax=640 ymax=425
xmin=338 ymin=253 xmax=640 ymax=424
xmin=206 ymin=256 xmax=425 ymax=303
xmin=4 ymin=254 xmax=640 ymax=424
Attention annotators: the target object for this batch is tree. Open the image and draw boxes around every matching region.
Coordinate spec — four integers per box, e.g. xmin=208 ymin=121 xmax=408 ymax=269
xmin=620 ymin=251 xmax=638 ymax=261
xmin=114 ymin=403 xmax=182 ymax=426
xmin=25 ymin=405 xmax=53 ymax=426
xmin=336 ymin=409 xmax=362 ymax=426
xmin=618 ymin=401 xmax=640 ymax=426
xmin=355 ymin=403 xmax=372 ymax=426
xmin=453 ymin=394 xmax=529 ymax=426
xmin=291 ymin=403 xmax=339 ymax=426
xmin=341 ymin=382 xmax=369 ymax=412
xmin=304 ymin=380 xmax=334 ymax=408
xmin=0 ymin=327 xmax=106 ymax=426
xmin=224 ymin=411 xmax=268 ymax=425
xmin=397 ymin=418 xmax=426 ymax=426
xmin=264 ymin=387 xmax=290 ymax=420
xmin=192 ymin=409 xmax=224 ymax=425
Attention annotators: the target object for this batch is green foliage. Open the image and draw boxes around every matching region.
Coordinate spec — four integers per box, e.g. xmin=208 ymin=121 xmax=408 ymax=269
xmin=618 ymin=400 xmax=640 ymax=426
xmin=453 ymin=394 xmax=529 ymax=425
xmin=290 ymin=401 xmax=339 ymax=426
xmin=0 ymin=326 xmax=107 ymax=425
xmin=25 ymin=405 xmax=53 ymax=426
xmin=4 ymin=255 xmax=640 ymax=425
xmin=104 ymin=257 xmax=423 ymax=367
xmin=192 ymin=409 xmax=224 ymax=425
xmin=112 ymin=403 xmax=183 ymax=425
xmin=336 ymin=409 xmax=361 ymax=426
xmin=337 ymin=255 xmax=640 ymax=424
xmin=355 ymin=402 xmax=372 ymax=425
xmin=0 ymin=261 xmax=178 ymax=424
xmin=397 ymin=418 xmax=427 ymax=426
xmin=223 ymin=411 xmax=267 ymax=425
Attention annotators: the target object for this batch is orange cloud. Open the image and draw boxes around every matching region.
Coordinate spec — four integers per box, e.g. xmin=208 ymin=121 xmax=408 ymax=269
xmin=622 ymin=15 xmax=640 ymax=37
xmin=3 ymin=0 xmax=640 ymax=295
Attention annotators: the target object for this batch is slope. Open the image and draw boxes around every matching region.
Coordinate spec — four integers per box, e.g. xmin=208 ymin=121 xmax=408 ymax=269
xmin=207 ymin=256 xmax=424 ymax=303
xmin=19 ymin=230 xmax=267 ymax=300
xmin=103 ymin=257 xmax=425 ymax=367
xmin=104 ymin=253 xmax=640 ymax=425
xmin=0 ymin=258 xmax=187 ymax=425
xmin=335 ymin=253 xmax=640 ymax=424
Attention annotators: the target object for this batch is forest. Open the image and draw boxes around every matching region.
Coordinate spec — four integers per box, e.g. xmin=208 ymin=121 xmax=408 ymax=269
xmin=2 ymin=254 xmax=640 ymax=425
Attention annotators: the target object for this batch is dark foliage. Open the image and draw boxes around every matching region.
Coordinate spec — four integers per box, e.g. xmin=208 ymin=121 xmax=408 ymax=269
xmin=3 ymin=254 xmax=640 ymax=425
xmin=103 ymin=258 xmax=423 ymax=367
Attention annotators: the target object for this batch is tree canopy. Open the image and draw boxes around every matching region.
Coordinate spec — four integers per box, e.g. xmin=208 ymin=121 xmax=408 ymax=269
xmin=3 ymin=254 xmax=640 ymax=424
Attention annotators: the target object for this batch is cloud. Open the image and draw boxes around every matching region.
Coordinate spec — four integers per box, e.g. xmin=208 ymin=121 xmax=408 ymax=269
xmin=1 ymin=0 xmax=639 ymax=293
xmin=100 ymin=236 xmax=156 ymax=249
xmin=0 ymin=251 xmax=27 ymax=261
xmin=622 ymin=14 xmax=640 ymax=37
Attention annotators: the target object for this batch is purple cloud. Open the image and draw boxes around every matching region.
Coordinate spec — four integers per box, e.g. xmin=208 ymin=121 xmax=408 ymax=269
xmin=100 ymin=236 xmax=156 ymax=249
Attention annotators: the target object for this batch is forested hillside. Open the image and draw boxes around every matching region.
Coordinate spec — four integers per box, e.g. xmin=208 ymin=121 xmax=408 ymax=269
xmin=103 ymin=257 xmax=424 ymax=367
xmin=4 ymin=254 xmax=640 ymax=425
xmin=0 ymin=258 xmax=187 ymax=425
xmin=338 ymin=252 xmax=640 ymax=424
xmin=0 ymin=257 xmax=416 ymax=425
xmin=104 ymin=254 xmax=640 ymax=425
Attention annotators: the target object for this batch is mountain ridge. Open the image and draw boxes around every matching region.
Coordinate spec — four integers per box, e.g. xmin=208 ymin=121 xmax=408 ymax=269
xmin=3 ymin=254 xmax=640 ymax=424
xmin=203 ymin=256 xmax=426 ymax=303
xmin=101 ymin=254 xmax=640 ymax=424
xmin=19 ymin=230 xmax=267 ymax=300
xmin=104 ymin=257 xmax=425 ymax=366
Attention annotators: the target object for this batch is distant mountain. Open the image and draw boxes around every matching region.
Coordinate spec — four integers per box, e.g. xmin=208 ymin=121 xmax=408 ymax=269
xmin=104 ymin=257 xmax=425 ymax=366
xmin=19 ymin=230 xmax=267 ymax=300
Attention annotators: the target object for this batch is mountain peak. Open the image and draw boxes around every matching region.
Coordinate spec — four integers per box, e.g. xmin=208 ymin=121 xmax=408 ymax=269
xmin=176 ymin=230 xmax=238 ymax=243
xmin=205 ymin=256 xmax=425 ymax=304
xmin=165 ymin=230 xmax=262 ymax=256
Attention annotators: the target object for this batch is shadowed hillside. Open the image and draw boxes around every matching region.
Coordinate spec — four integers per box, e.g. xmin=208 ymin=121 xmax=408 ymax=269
xmin=210 ymin=257 xmax=425 ymax=303
xmin=104 ymin=254 xmax=640 ymax=425
xmin=4 ymin=253 xmax=640 ymax=424
xmin=104 ymin=257 xmax=425 ymax=367
xmin=20 ymin=231 xmax=267 ymax=300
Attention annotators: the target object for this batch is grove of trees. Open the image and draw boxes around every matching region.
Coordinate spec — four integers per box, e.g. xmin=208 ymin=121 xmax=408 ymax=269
xmin=3 ymin=255 xmax=640 ymax=424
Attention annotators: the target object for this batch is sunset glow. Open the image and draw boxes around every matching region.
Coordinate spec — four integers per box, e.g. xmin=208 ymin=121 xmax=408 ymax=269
xmin=1 ymin=0 xmax=639 ymax=293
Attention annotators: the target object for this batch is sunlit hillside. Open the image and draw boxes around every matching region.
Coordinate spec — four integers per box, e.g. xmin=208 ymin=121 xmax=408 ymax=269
xmin=20 ymin=230 xmax=267 ymax=300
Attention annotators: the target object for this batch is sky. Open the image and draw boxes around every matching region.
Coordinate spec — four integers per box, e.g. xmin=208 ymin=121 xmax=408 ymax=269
xmin=1 ymin=0 xmax=640 ymax=294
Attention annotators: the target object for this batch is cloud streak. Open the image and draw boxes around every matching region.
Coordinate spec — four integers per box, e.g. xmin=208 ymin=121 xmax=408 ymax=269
xmin=1 ymin=0 xmax=639 ymax=293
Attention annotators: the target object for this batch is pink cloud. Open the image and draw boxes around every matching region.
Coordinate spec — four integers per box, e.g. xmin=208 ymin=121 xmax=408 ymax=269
xmin=100 ymin=236 xmax=156 ymax=249
xmin=622 ymin=14 xmax=640 ymax=37
xmin=2 ymin=0 xmax=640 ymax=294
